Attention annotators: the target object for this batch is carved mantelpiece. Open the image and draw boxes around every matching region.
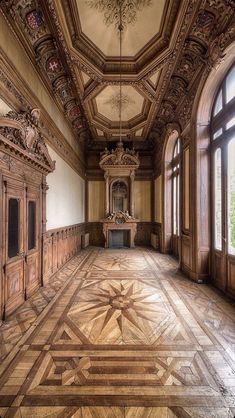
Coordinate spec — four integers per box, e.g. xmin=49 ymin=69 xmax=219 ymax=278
xmin=101 ymin=211 xmax=139 ymax=248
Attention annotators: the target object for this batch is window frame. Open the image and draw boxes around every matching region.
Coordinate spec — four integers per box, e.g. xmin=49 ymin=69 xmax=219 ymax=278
xmin=211 ymin=63 xmax=235 ymax=256
xmin=171 ymin=138 xmax=180 ymax=237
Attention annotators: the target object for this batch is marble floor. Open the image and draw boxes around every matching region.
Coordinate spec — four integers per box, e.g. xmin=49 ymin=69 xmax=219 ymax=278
xmin=1 ymin=247 xmax=235 ymax=417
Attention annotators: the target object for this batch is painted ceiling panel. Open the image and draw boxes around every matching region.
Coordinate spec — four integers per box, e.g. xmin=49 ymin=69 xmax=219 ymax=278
xmin=95 ymin=86 xmax=144 ymax=122
xmin=77 ymin=0 xmax=166 ymax=57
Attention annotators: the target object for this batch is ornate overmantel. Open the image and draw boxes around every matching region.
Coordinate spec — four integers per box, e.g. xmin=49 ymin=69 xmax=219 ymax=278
xmin=99 ymin=142 xmax=140 ymax=248
xmin=99 ymin=142 xmax=140 ymax=216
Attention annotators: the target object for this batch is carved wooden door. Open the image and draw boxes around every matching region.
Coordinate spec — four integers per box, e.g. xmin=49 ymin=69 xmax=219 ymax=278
xmin=3 ymin=177 xmax=25 ymax=317
xmin=2 ymin=176 xmax=41 ymax=317
xmin=25 ymin=183 xmax=41 ymax=299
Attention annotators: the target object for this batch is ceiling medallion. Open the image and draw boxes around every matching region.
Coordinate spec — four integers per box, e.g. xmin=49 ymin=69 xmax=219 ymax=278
xmin=86 ymin=0 xmax=152 ymax=30
xmin=105 ymin=92 xmax=135 ymax=112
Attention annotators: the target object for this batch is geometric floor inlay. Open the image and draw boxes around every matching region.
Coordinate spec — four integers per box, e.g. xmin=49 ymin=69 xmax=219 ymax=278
xmin=0 ymin=247 xmax=235 ymax=417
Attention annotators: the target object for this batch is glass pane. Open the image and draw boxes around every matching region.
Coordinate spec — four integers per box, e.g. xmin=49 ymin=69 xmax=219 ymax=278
xmin=28 ymin=201 xmax=36 ymax=250
xmin=213 ymin=128 xmax=223 ymax=140
xmin=228 ymin=137 xmax=235 ymax=255
xmin=214 ymin=89 xmax=222 ymax=116
xmin=226 ymin=116 xmax=235 ymax=130
xmin=214 ymin=149 xmax=222 ymax=250
xmin=176 ymin=174 xmax=180 ymax=236
xmin=173 ymin=139 xmax=180 ymax=158
xmin=226 ymin=66 xmax=235 ymax=104
xmin=8 ymin=198 xmax=19 ymax=258
xmin=173 ymin=176 xmax=177 ymax=235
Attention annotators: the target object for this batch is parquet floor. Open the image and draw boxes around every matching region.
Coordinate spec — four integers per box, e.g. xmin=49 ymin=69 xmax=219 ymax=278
xmin=1 ymin=248 xmax=235 ymax=417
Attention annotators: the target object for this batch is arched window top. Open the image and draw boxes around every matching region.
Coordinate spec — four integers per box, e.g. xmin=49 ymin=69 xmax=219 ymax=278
xmin=173 ymin=138 xmax=180 ymax=158
xmin=211 ymin=64 xmax=235 ymax=139
xmin=226 ymin=65 xmax=235 ymax=104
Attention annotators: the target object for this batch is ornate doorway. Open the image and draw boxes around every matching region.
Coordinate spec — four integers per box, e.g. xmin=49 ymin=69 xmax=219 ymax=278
xmin=0 ymin=109 xmax=54 ymax=318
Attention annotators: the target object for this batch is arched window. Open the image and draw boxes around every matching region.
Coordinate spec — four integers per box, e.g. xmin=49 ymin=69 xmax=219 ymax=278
xmin=211 ymin=64 xmax=235 ymax=285
xmin=172 ymin=138 xmax=180 ymax=256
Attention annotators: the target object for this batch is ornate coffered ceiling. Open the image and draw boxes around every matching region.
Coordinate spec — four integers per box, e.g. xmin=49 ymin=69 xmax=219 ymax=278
xmin=48 ymin=0 xmax=182 ymax=142
xmin=0 ymin=0 xmax=235 ymax=151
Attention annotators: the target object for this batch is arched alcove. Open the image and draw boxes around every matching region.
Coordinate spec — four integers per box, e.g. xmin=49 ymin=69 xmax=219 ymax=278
xmin=161 ymin=125 xmax=181 ymax=254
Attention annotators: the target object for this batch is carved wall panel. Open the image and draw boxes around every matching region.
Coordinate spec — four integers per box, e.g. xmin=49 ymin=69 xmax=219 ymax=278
xmin=228 ymin=257 xmax=235 ymax=298
xmin=42 ymin=224 xmax=85 ymax=284
xmin=181 ymin=234 xmax=192 ymax=274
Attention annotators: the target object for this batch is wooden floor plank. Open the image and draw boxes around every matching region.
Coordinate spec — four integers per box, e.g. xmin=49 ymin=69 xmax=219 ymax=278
xmin=0 ymin=247 xmax=235 ymax=416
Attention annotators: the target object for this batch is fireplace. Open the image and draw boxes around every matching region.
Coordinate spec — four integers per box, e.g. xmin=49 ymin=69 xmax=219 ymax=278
xmin=109 ymin=230 xmax=130 ymax=248
xmin=102 ymin=212 xmax=138 ymax=249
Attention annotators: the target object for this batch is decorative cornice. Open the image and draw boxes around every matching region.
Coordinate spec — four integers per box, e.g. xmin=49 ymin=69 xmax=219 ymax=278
xmin=0 ymin=65 xmax=85 ymax=176
xmin=0 ymin=0 xmax=90 ymax=141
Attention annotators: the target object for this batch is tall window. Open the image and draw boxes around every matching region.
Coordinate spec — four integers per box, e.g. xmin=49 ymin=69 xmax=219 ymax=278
xmin=172 ymin=138 xmax=180 ymax=236
xmin=211 ymin=64 xmax=235 ymax=255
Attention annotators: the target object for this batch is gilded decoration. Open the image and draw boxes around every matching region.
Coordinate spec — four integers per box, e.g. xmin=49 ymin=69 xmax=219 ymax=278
xmin=0 ymin=0 xmax=235 ymax=148
xmin=0 ymin=0 xmax=89 ymax=141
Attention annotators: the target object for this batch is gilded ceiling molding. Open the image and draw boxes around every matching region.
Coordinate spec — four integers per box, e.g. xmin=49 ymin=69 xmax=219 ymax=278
xmin=37 ymin=0 xmax=200 ymax=144
xmin=0 ymin=0 xmax=89 ymax=142
xmin=0 ymin=64 xmax=85 ymax=176
xmin=150 ymin=0 xmax=235 ymax=139
xmin=145 ymin=0 xmax=200 ymax=139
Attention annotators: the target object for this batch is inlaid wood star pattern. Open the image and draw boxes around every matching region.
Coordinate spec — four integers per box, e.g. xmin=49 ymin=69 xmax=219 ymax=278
xmin=1 ymin=247 xmax=235 ymax=417
xmin=68 ymin=280 xmax=176 ymax=345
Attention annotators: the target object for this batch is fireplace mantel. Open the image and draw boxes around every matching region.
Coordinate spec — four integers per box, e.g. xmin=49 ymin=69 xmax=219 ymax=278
xmin=101 ymin=212 xmax=139 ymax=248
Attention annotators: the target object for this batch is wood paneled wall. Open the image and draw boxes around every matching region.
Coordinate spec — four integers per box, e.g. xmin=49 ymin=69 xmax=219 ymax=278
xmin=134 ymin=180 xmax=151 ymax=221
xmin=42 ymin=223 xmax=85 ymax=284
xmin=154 ymin=176 xmax=162 ymax=223
xmin=88 ymin=181 xmax=105 ymax=221
xmin=86 ymin=222 xmax=105 ymax=247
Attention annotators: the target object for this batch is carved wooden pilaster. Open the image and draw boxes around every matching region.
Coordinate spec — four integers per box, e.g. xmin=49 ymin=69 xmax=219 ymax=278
xmin=104 ymin=172 xmax=110 ymax=216
xmin=130 ymin=170 xmax=135 ymax=217
xmin=42 ymin=176 xmax=49 ymax=234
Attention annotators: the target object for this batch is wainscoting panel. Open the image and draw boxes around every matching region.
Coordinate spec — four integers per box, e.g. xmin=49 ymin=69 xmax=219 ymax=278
xmin=87 ymin=222 xmax=153 ymax=247
xmin=43 ymin=223 xmax=85 ymax=283
xmin=227 ymin=255 xmax=235 ymax=297
xmin=181 ymin=234 xmax=192 ymax=273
